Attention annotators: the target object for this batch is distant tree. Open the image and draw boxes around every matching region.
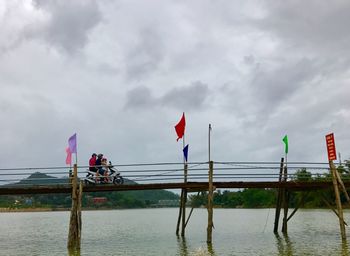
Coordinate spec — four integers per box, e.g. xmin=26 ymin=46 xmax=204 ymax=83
xmin=293 ymin=168 xmax=312 ymax=181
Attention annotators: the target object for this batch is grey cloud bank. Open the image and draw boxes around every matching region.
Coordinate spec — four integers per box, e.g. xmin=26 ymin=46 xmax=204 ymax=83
xmin=0 ymin=0 xmax=349 ymax=169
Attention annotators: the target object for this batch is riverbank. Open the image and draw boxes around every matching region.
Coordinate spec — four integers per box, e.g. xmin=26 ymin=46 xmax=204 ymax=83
xmin=0 ymin=207 xmax=70 ymax=212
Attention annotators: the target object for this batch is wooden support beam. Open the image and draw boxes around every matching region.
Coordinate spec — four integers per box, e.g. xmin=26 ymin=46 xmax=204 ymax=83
xmin=67 ymin=164 xmax=81 ymax=252
xmin=175 ymin=189 xmax=184 ymax=235
xmin=207 ymin=161 xmax=214 ymax=244
xmin=287 ymin=192 xmax=307 ymax=222
xmin=330 ymin=161 xmax=346 ymax=240
xmin=185 ymin=192 xmax=200 ymax=228
xmin=321 ymin=194 xmax=348 ymax=226
xmin=274 ymin=157 xmax=284 ymax=233
xmin=282 ymin=165 xmax=289 ymax=233
xmin=335 ymin=170 xmax=350 ymax=205
xmin=181 ymin=163 xmax=188 ymax=237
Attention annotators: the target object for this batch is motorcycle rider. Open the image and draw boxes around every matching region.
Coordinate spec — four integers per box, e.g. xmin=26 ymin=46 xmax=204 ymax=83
xmin=89 ymin=153 xmax=97 ymax=173
xmin=95 ymin=153 xmax=104 ymax=182
xmin=101 ymin=157 xmax=109 ymax=182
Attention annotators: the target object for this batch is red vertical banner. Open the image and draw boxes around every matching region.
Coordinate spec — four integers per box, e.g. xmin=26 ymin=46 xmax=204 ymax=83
xmin=325 ymin=133 xmax=337 ymax=161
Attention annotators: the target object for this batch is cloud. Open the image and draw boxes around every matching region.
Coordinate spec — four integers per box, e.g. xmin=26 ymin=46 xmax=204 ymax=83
xmin=0 ymin=0 xmax=350 ymax=170
xmin=0 ymin=0 xmax=102 ymax=55
xmin=125 ymin=28 xmax=165 ymax=80
xmin=124 ymin=81 xmax=210 ymax=111
xmin=258 ymin=1 xmax=350 ymax=56
xmin=33 ymin=0 xmax=102 ymax=54
xmin=250 ymin=58 xmax=319 ymax=110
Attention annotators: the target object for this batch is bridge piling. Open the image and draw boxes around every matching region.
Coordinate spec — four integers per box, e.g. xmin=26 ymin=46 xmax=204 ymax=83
xmin=274 ymin=158 xmax=284 ymax=233
xmin=181 ymin=163 xmax=188 ymax=237
xmin=282 ymin=164 xmax=289 ymax=233
xmin=330 ymin=160 xmax=346 ymax=240
xmin=207 ymin=161 xmax=214 ymax=244
xmin=67 ymin=164 xmax=82 ymax=252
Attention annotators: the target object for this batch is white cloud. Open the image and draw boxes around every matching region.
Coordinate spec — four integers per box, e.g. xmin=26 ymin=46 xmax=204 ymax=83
xmin=0 ymin=0 xmax=349 ymax=170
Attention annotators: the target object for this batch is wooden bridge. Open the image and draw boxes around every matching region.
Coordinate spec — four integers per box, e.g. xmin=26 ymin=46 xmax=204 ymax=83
xmin=0 ymin=159 xmax=349 ymax=252
xmin=0 ymin=180 xmax=347 ymax=195
xmin=0 ymin=160 xmax=342 ymax=195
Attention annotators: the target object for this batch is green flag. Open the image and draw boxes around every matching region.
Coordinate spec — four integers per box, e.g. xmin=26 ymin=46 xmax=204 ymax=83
xmin=282 ymin=135 xmax=288 ymax=154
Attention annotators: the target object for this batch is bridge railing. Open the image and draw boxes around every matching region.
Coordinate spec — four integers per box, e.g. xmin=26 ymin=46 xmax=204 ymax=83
xmin=0 ymin=161 xmax=344 ymax=187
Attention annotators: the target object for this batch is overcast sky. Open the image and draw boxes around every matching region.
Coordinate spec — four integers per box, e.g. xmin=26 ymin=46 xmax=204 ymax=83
xmin=0 ymin=0 xmax=349 ymax=168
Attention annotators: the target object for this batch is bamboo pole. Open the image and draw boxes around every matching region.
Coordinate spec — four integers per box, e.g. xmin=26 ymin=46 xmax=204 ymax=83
xmin=286 ymin=192 xmax=307 ymax=222
xmin=274 ymin=157 xmax=284 ymax=232
xmin=207 ymin=161 xmax=214 ymax=244
xmin=335 ymin=169 xmax=350 ymax=204
xmin=330 ymin=160 xmax=346 ymax=240
xmin=68 ymin=164 xmax=80 ymax=251
xmin=282 ymin=165 xmax=289 ymax=233
xmin=321 ymin=194 xmax=348 ymax=226
xmin=181 ymin=163 xmax=188 ymax=236
xmin=185 ymin=192 xmax=200 ymax=228
xmin=176 ymin=189 xmax=183 ymax=235
xmin=77 ymin=181 xmax=83 ymax=243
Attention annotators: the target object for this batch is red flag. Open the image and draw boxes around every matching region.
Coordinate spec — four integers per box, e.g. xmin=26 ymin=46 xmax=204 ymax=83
xmin=65 ymin=147 xmax=72 ymax=165
xmin=175 ymin=112 xmax=186 ymax=141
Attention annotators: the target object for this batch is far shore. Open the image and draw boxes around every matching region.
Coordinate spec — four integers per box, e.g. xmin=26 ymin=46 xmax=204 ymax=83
xmin=0 ymin=207 xmax=70 ymax=212
xmin=1 ymin=206 xmax=346 ymax=213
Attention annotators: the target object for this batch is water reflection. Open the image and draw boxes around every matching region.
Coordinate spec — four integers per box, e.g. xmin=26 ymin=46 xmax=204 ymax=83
xmin=177 ymin=236 xmax=189 ymax=256
xmin=176 ymin=236 xmax=216 ymax=256
xmin=206 ymin=243 xmax=216 ymax=256
xmin=275 ymin=233 xmax=293 ymax=256
xmin=68 ymin=248 xmax=80 ymax=256
xmin=341 ymin=240 xmax=349 ymax=256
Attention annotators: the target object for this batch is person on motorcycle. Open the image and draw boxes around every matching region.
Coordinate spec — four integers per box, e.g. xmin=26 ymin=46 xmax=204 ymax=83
xmin=89 ymin=153 xmax=97 ymax=173
xmin=95 ymin=153 xmax=104 ymax=182
xmin=101 ymin=157 xmax=109 ymax=183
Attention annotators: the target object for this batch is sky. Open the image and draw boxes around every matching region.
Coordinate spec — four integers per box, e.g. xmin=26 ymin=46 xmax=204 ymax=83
xmin=0 ymin=0 xmax=349 ymax=169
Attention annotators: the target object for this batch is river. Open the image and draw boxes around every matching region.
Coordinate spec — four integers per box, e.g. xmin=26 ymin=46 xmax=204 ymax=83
xmin=1 ymin=208 xmax=350 ymax=255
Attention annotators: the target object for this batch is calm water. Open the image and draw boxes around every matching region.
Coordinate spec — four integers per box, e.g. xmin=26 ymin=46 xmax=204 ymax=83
xmin=1 ymin=208 xmax=350 ymax=255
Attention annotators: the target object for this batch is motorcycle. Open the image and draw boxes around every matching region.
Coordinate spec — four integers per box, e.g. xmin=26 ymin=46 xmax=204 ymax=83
xmin=85 ymin=161 xmax=124 ymax=185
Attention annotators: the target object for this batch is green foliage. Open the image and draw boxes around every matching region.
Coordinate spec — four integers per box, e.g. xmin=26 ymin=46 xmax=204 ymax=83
xmin=241 ymin=189 xmax=275 ymax=208
xmin=293 ymin=168 xmax=312 ymax=181
xmin=188 ymin=189 xmax=275 ymax=208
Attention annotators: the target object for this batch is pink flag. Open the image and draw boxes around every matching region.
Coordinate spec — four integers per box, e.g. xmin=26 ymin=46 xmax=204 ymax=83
xmin=68 ymin=133 xmax=77 ymax=153
xmin=65 ymin=147 xmax=72 ymax=165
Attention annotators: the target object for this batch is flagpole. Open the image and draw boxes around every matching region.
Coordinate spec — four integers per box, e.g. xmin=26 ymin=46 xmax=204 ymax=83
xmin=75 ymin=134 xmax=78 ymax=166
xmin=208 ymin=124 xmax=211 ymax=162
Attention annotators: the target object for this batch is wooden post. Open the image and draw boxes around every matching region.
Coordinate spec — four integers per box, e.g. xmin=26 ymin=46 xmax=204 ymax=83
xmin=207 ymin=161 xmax=214 ymax=244
xmin=176 ymin=190 xmax=183 ymax=235
xmin=274 ymin=157 xmax=284 ymax=232
xmin=282 ymin=165 xmax=289 ymax=233
xmin=185 ymin=191 xmax=200 ymax=228
xmin=335 ymin=169 xmax=350 ymax=204
xmin=77 ymin=181 xmax=83 ymax=243
xmin=68 ymin=164 xmax=81 ymax=251
xmin=330 ymin=160 xmax=346 ymax=240
xmin=181 ymin=163 xmax=188 ymax=236
xmin=321 ymin=194 xmax=348 ymax=226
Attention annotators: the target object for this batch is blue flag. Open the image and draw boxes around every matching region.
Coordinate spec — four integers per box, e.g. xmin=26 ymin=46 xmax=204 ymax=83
xmin=183 ymin=144 xmax=189 ymax=162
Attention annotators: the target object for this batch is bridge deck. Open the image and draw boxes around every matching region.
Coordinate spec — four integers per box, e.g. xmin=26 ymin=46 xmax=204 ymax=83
xmin=0 ymin=181 xmax=347 ymax=195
